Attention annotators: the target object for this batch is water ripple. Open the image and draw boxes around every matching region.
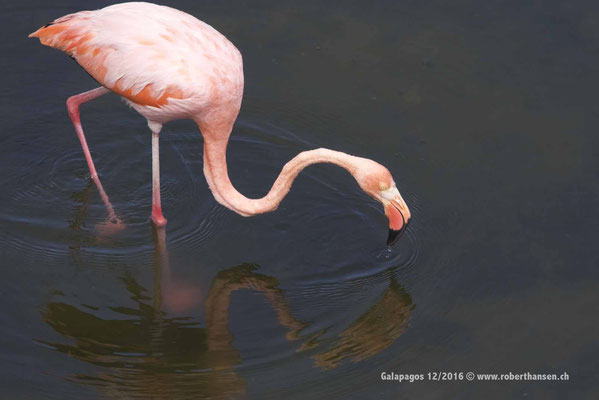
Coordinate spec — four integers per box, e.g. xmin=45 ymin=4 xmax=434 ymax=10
xmin=4 ymin=101 xmax=421 ymax=400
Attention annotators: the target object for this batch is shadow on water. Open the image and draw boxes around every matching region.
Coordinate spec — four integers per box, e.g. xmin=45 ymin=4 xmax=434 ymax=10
xmin=37 ymin=213 xmax=414 ymax=398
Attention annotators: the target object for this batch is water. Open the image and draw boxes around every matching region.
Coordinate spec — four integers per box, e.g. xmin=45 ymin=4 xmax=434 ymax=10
xmin=1 ymin=0 xmax=598 ymax=398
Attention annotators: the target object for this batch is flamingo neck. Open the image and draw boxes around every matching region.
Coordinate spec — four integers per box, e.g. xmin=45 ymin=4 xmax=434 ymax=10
xmin=201 ymin=134 xmax=360 ymax=216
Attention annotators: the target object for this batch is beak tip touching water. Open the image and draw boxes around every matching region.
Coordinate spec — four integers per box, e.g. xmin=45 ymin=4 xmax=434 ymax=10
xmin=387 ymin=222 xmax=408 ymax=246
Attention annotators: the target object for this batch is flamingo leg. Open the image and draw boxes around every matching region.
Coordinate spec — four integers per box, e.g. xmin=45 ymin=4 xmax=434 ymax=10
xmin=66 ymin=86 xmax=124 ymax=233
xmin=150 ymin=122 xmax=167 ymax=227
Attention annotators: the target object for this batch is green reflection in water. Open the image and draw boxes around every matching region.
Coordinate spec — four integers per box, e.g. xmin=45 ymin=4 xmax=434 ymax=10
xmin=39 ymin=263 xmax=413 ymax=398
xmin=309 ymin=277 xmax=414 ymax=370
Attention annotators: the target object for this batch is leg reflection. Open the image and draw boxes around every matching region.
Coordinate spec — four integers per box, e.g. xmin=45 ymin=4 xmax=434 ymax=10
xmin=152 ymin=225 xmax=201 ymax=314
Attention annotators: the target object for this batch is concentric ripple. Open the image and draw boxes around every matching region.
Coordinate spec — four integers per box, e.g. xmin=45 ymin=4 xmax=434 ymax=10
xmin=5 ymin=95 xmax=422 ymax=400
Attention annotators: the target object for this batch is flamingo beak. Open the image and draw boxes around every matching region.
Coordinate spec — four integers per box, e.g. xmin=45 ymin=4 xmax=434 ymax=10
xmin=382 ymin=188 xmax=411 ymax=246
xmin=387 ymin=222 xmax=408 ymax=246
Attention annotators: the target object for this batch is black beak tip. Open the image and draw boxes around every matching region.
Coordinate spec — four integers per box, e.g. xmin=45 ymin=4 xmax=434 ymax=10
xmin=387 ymin=223 xmax=409 ymax=246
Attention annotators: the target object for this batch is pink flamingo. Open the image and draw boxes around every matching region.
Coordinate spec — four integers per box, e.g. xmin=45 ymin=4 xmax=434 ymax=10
xmin=30 ymin=2 xmax=411 ymax=244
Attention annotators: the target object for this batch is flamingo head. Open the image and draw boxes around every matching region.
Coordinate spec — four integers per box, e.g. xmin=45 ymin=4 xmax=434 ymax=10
xmin=354 ymin=160 xmax=411 ymax=245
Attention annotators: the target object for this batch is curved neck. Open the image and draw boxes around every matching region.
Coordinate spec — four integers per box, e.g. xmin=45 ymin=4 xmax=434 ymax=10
xmin=202 ymin=136 xmax=360 ymax=216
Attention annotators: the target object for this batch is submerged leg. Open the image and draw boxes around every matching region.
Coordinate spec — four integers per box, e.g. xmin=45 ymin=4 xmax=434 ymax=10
xmin=66 ymin=87 xmax=124 ymax=234
xmin=150 ymin=121 xmax=167 ymax=227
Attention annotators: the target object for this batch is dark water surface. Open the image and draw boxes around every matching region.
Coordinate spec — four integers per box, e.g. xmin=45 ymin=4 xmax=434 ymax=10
xmin=1 ymin=1 xmax=598 ymax=399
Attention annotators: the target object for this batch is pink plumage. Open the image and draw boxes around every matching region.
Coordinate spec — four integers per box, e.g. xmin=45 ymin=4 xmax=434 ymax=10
xmin=30 ymin=2 xmax=243 ymax=124
xmin=30 ymin=2 xmax=410 ymax=244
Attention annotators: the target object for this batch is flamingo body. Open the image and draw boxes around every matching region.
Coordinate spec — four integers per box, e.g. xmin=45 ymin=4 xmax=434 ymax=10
xmin=31 ymin=2 xmax=243 ymax=126
xmin=30 ymin=2 xmax=411 ymax=244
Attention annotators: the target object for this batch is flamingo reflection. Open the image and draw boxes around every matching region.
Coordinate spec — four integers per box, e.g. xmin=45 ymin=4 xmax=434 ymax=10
xmin=40 ymin=189 xmax=414 ymax=396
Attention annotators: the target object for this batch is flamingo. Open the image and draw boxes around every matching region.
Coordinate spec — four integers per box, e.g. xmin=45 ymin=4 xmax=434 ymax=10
xmin=29 ymin=2 xmax=411 ymax=245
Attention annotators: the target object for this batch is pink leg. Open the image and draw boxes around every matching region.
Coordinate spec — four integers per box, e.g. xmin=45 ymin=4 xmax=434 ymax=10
xmin=150 ymin=122 xmax=167 ymax=227
xmin=66 ymin=87 xmax=125 ymax=234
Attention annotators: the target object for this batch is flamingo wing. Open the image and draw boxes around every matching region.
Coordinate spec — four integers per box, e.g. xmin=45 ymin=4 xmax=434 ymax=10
xmin=30 ymin=3 xmax=242 ymax=109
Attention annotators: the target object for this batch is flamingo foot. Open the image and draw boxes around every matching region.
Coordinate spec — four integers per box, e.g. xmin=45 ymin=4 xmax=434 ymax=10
xmin=151 ymin=206 xmax=168 ymax=228
xmin=96 ymin=216 xmax=126 ymax=236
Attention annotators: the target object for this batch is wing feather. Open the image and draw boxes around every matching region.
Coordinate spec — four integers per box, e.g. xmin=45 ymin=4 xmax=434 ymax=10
xmin=30 ymin=3 xmax=242 ymax=108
